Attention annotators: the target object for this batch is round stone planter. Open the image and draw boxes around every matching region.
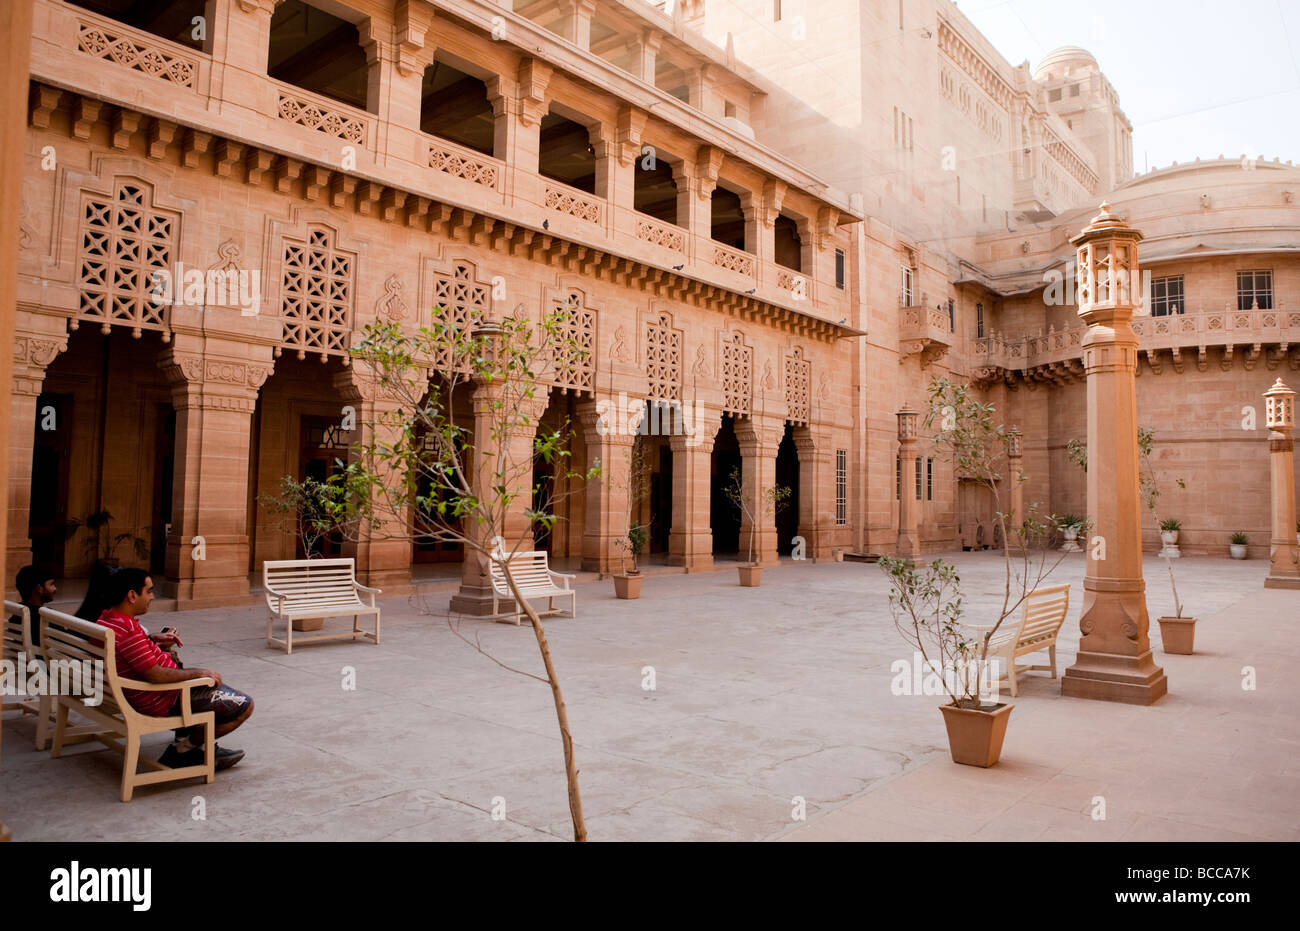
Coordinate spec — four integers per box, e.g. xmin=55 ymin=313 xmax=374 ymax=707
xmin=1158 ymin=530 xmax=1181 ymax=558
xmin=613 ymin=573 xmax=643 ymax=600
xmin=737 ymin=565 xmax=763 ymax=587
xmin=1157 ymin=615 xmax=1197 ymax=654
xmin=938 ymin=701 xmax=1014 ymax=768
xmin=1060 ymin=530 xmax=1082 ymax=553
xmin=1229 ymin=544 xmax=1248 ymax=559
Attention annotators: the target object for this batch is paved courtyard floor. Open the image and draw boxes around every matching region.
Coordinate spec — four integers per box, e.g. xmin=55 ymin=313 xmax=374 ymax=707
xmin=2 ymin=552 xmax=1296 ymax=841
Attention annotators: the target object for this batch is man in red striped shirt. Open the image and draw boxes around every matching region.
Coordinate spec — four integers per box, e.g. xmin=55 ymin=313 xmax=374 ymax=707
xmin=97 ymin=568 xmax=253 ymax=771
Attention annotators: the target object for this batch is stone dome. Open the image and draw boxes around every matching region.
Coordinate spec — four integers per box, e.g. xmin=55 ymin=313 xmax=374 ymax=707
xmin=1033 ymin=46 xmax=1099 ymax=82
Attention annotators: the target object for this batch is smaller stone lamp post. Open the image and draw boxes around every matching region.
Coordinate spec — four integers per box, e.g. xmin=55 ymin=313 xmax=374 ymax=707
xmin=1263 ymin=378 xmax=1300 ymax=589
xmin=1007 ymin=428 xmax=1025 ymax=546
xmin=896 ymin=408 xmax=922 ymax=563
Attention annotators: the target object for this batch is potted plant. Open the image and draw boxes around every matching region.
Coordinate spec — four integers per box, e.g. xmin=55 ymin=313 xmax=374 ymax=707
xmin=1229 ymin=531 xmax=1248 ymax=559
xmin=1159 ymin=518 xmax=1182 ymax=555
xmin=64 ymin=509 xmax=151 ymax=567
xmin=1057 ymin=514 xmax=1084 ymax=553
xmin=613 ymin=524 xmax=648 ymax=599
xmin=612 ymin=438 xmax=651 ymax=600
xmin=879 ymin=379 xmax=1068 ymax=767
xmin=723 ymin=466 xmax=790 ymax=587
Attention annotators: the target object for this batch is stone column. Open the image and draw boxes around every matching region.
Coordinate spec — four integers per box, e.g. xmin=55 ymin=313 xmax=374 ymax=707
xmin=896 ymin=408 xmax=922 ymax=562
xmin=734 ymin=414 xmax=782 ymax=566
xmin=577 ymin=397 xmax=636 ymax=574
xmin=333 ymin=364 xmax=416 ymax=591
xmin=158 ymin=343 xmax=273 ymax=609
xmin=1062 ymin=203 xmax=1167 ymax=705
xmin=632 ymin=28 xmax=661 ymax=83
xmin=449 ymin=355 xmax=548 ymax=615
xmin=793 ymin=425 xmax=833 ymax=561
xmin=1007 ymin=427 xmax=1025 ymax=538
xmin=1263 ymin=378 xmax=1300 ymax=589
xmin=669 ymin=406 xmax=721 ymax=570
xmin=7 ymin=333 xmax=66 ymax=573
xmin=555 ymin=0 xmax=597 ymax=49
xmin=361 ymin=11 xmax=435 ymax=165
xmin=205 ymin=0 xmax=280 ymax=109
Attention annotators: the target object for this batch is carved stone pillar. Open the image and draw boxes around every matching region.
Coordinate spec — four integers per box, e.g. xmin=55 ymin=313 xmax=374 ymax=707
xmin=1263 ymin=378 xmax=1300 ymax=589
xmin=793 ymin=425 xmax=833 ymax=561
xmin=1007 ymin=427 xmax=1025 ymax=541
xmin=578 ymin=397 xmax=635 ymax=575
xmin=206 ymin=0 xmax=282 ymax=103
xmin=7 ymin=333 xmax=67 ymax=573
xmin=158 ymin=343 xmax=273 ymax=609
xmin=362 ymin=9 xmax=435 ymax=162
xmin=734 ymin=413 xmax=782 ymax=566
xmin=669 ymin=405 xmax=721 ymax=570
xmin=449 ymin=373 xmax=548 ymax=616
xmin=1062 ymin=204 xmax=1167 ymax=705
xmin=333 ymin=363 xmax=416 ymax=591
xmin=555 ymin=0 xmax=597 ymax=49
xmin=895 ymin=408 xmax=922 ymax=562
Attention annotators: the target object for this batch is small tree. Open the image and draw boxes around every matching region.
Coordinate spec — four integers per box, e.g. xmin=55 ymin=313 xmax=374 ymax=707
xmin=257 ymin=475 xmax=352 ymax=558
xmin=880 ymin=378 xmax=1068 ymax=707
xmin=342 ymin=304 xmax=598 ymax=842
xmin=723 ymin=466 xmax=790 ymax=566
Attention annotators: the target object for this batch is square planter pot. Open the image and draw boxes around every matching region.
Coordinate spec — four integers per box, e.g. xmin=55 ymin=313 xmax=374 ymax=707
xmin=292 ymin=617 xmax=324 ymax=632
xmin=938 ymin=701 xmax=1013 ymax=767
xmin=738 ymin=565 xmax=763 ymax=587
xmin=1157 ymin=615 xmax=1197 ymax=654
xmin=613 ymin=573 xmax=643 ymax=600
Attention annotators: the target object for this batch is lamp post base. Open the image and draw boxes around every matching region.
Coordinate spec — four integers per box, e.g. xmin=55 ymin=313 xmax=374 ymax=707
xmin=1062 ymin=650 xmax=1168 ymax=705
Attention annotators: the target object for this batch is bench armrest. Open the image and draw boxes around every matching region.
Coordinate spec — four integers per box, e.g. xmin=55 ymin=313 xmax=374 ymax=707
xmin=118 ymin=676 xmax=216 ymax=692
xmin=549 ymin=571 xmax=575 ymax=589
xmin=355 ymin=583 xmax=382 ymax=593
xmin=263 ymin=583 xmax=287 ymax=612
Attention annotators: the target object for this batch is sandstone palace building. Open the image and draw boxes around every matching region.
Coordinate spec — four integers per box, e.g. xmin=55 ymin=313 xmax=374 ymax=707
xmin=11 ymin=0 xmax=1300 ymax=609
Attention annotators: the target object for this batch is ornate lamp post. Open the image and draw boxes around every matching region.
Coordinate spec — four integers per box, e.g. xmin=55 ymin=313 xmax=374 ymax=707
xmin=896 ymin=408 xmax=922 ymax=562
xmin=1007 ymin=427 xmax=1025 ymax=545
xmin=1061 ymin=204 xmax=1168 ymax=704
xmin=1263 ymin=378 xmax=1300 ymax=589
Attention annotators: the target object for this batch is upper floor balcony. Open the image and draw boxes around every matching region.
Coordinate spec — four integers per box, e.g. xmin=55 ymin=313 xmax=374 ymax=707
xmin=973 ymin=302 xmax=1300 ymax=384
xmin=31 ymin=0 xmax=858 ymax=326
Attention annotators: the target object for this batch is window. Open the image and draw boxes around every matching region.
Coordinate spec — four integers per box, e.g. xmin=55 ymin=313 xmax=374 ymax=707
xmin=1070 ymin=83 xmax=1081 ymax=97
xmin=947 ymin=298 xmax=955 ymax=332
xmin=900 ymin=265 xmax=914 ymax=305
xmin=1150 ymin=275 xmax=1185 ymax=316
xmin=1048 ymin=87 xmax=1062 ymax=102
xmin=926 ymin=458 xmax=933 ymax=501
xmin=976 ymin=302 xmax=985 ymax=338
xmin=895 ymin=456 xmax=901 ymax=500
xmin=724 ymin=100 xmax=737 ymax=119
xmin=1237 ymin=270 xmax=1273 ymax=310
xmin=835 ymin=249 xmax=845 ymax=290
xmin=914 ymin=458 xmax=923 ymax=501
xmin=835 ymin=450 xmax=847 ymax=525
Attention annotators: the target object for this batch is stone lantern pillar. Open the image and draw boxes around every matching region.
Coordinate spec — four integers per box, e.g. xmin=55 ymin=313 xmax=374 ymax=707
xmin=1263 ymin=378 xmax=1300 ymax=589
xmin=1007 ymin=428 xmax=1025 ymax=543
xmin=1061 ymin=204 xmax=1168 ymax=704
xmin=896 ymin=408 xmax=922 ymax=562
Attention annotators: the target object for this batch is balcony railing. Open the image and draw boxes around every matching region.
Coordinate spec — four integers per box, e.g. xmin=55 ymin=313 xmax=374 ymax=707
xmin=635 ymin=216 xmax=686 ymax=253
xmin=274 ymin=82 xmax=370 ymax=145
xmin=427 ymin=137 xmax=504 ymax=192
xmin=544 ymin=181 xmax=602 ymax=225
xmin=712 ymin=242 xmax=755 ymax=277
xmin=975 ymin=303 xmax=1300 ymax=371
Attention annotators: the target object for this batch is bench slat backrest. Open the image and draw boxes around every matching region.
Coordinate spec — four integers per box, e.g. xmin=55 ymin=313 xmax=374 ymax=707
xmin=39 ymin=606 xmax=126 ymax=717
xmin=489 ymin=552 xmax=554 ymax=595
xmin=3 ymin=599 xmax=33 ymax=660
xmin=263 ymin=559 xmax=361 ymax=610
xmin=1017 ymin=583 xmax=1071 ymax=641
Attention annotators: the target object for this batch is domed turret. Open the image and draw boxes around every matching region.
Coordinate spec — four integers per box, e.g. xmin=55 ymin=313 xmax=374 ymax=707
xmin=1033 ymin=46 xmax=1099 ymax=82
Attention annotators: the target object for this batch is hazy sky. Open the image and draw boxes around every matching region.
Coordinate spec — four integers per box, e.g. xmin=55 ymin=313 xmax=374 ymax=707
xmin=959 ymin=0 xmax=1300 ymax=173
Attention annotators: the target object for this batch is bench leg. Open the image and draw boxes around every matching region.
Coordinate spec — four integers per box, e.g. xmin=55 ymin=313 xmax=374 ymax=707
xmin=35 ymin=693 xmax=51 ymax=751
xmin=51 ymin=701 xmax=68 ymax=758
xmin=1007 ymin=653 xmax=1018 ymax=697
xmin=1049 ymin=643 xmax=1058 ymax=679
xmin=120 ymin=731 xmax=139 ymax=802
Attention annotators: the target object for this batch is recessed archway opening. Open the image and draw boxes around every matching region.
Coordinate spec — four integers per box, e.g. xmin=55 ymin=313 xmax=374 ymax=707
xmin=775 ymin=214 xmax=803 ymax=272
xmin=409 ymin=376 xmax=473 ymax=571
xmin=775 ymin=424 xmax=800 ymax=555
xmin=711 ymin=185 xmax=745 ymax=249
xmin=268 ymin=0 xmax=369 ymax=111
xmin=66 ymin=0 xmax=209 ymax=50
xmin=711 ymin=415 xmax=741 ymax=556
xmin=634 ymin=149 xmax=682 ymax=225
xmin=533 ymin=391 xmax=584 ymax=564
xmin=420 ymin=59 xmax=495 ymax=157
xmin=539 ymin=111 xmax=597 ymax=194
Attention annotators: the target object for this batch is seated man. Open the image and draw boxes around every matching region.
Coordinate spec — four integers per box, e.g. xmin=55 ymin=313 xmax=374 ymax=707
xmin=10 ymin=564 xmax=57 ymax=634
xmin=95 ymin=568 xmax=253 ymax=770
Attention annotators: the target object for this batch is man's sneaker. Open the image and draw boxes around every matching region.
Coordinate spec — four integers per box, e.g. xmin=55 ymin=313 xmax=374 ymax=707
xmin=213 ymin=744 xmax=244 ymax=771
xmin=159 ymin=743 xmax=244 ymax=771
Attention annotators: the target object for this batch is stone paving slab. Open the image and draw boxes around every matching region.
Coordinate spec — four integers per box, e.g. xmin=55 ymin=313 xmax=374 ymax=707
xmin=1 ymin=553 xmax=1295 ymax=841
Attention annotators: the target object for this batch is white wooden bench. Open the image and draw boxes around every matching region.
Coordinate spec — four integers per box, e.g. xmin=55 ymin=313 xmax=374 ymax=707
xmin=3 ymin=600 xmax=53 ymax=750
xmin=970 ymin=583 xmax=1071 ymax=697
xmin=41 ymin=606 xmax=216 ymax=802
xmin=263 ymin=557 xmax=381 ymax=654
xmin=488 ymin=551 xmax=576 ymax=626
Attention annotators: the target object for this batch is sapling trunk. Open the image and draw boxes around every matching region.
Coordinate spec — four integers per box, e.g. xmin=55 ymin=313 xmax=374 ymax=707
xmin=500 ymin=563 xmax=586 ymax=842
xmin=1166 ymin=557 xmax=1182 ymax=618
